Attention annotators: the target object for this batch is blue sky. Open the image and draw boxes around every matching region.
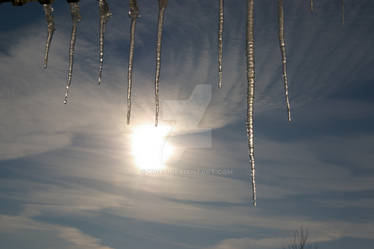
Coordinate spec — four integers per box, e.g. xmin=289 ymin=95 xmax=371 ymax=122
xmin=0 ymin=0 xmax=374 ymax=248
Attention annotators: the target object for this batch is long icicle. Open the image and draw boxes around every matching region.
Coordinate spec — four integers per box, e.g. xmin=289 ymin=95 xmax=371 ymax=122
xmin=341 ymin=0 xmax=344 ymax=24
xmin=42 ymin=2 xmax=55 ymax=69
xmin=97 ymin=0 xmax=111 ymax=85
xmin=246 ymin=0 xmax=256 ymax=207
xmin=154 ymin=0 xmax=168 ymax=127
xmin=217 ymin=0 xmax=224 ymax=88
xmin=127 ymin=0 xmax=140 ymax=125
xmin=310 ymin=0 xmax=314 ymax=12
xmin=278 ymin=0 xmax=291 ymax=122
xmin=64 ymin=2 xmax=81 ymax=104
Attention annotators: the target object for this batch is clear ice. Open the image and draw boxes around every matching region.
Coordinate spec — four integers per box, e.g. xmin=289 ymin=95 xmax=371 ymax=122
xmin=98 ymin=0 xmax=111 ymax=85
xmin=246 ymin=0 xmax=256 ymax=207
xmin=126 ymin=0 xmax=140 ymax=125
xmin=278 ymin=0 xmax=291 ymax=122
xmin=154 ymin=0 xmax=168 ymax=127
xmin=64 ymin=2 xmax=81 ymax=104
xmin=218 ymin=0 xmax=224 ymax=88
xmin=42 ymin=3 xmax=55 ymax=69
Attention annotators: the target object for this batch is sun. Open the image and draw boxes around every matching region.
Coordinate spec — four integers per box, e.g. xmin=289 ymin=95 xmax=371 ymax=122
xmin=131 ymin=124 xmax=174 ymax=170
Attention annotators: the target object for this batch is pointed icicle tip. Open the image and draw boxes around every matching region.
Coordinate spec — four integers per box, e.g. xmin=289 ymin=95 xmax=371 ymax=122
xmin=154 ymin=0 xmax=168 ymax=127
xmin=97 ymin=0 xmax=111 ymax=85
xmin=42 ymin=3 xmax=55 ymax=69
xmin=64 ymin=87 xmax=69 ymax=104
xmin=218 ymin=71 xmax=223 ymax=89
xmin=217 ymin=0 xmax=224 ymax=88
xmin=246 ymin=0 xmax=256 ymax=207
xmin=64 ymin=2 xmax=80 ymax=104
xmin=127 ymin=1 xmax=139 ymax=125
xmin=278 ymin=0 xmax=292 ymax=123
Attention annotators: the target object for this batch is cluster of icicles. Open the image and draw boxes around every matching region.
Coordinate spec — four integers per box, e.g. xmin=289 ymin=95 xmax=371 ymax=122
xmin=2 ymin=0 xmax=346 ymax=206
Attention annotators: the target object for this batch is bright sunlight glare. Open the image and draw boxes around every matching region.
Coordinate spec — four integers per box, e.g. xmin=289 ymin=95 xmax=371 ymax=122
xmin=131 ymin=124 xmax=174 ymax=170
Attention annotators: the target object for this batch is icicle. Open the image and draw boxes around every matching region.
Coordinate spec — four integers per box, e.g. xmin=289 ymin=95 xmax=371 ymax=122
xmin=310 ymin=0 xmax=314 ymax=12
xmin=341 ymin=0 xmax=344 ymax=24
xmin=278 ymin=0 xmax=291 ymax=122
xmin=127 ymin=0 xmax=140 ymax=125
xmin=217 ymin=0 xmax=224 ymax=88
xmin=97 ymin=0 xmax=111 ymax=85
xmin=64 ymin=2 xmax=81 ymax=104
xmin=246 ymin=0 xmax=256 ymax=207
xmin=154 ymin=0 xmax=168 ymax=127
xmin=42 ymin=3 xmax=55 ymax=69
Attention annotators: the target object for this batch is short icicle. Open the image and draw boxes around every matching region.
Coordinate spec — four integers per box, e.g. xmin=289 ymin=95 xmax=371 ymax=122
xmin=246 ymin=0 xmax=256 ymax=207
xmin=97 ymin=0 xmax=111 ymax=85
xmin=154 ymin=0 xmax=168 ymax=127
xmin=278 ymin=0 xmax=291 ymax=122
xmin=127 ymin=0 xmax=140 ymax=125
xmin=64 ymin=1 xmax=81 ymax=104
xmin=218 ymin=0 xmax=224 ymax=88
xmin=42 ymin=1 xmax=55 ymax=69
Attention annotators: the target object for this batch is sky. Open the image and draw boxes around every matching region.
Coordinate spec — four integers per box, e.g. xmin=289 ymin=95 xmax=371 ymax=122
xmin=0 ymin=0 xmax=374 ymax=249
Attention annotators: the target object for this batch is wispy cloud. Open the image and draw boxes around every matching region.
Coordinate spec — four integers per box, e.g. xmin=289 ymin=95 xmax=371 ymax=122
xmin=1 ymin=0 xmax=374 ymax=249
xmin=0 ymin=215 xmax=113 ymax=249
